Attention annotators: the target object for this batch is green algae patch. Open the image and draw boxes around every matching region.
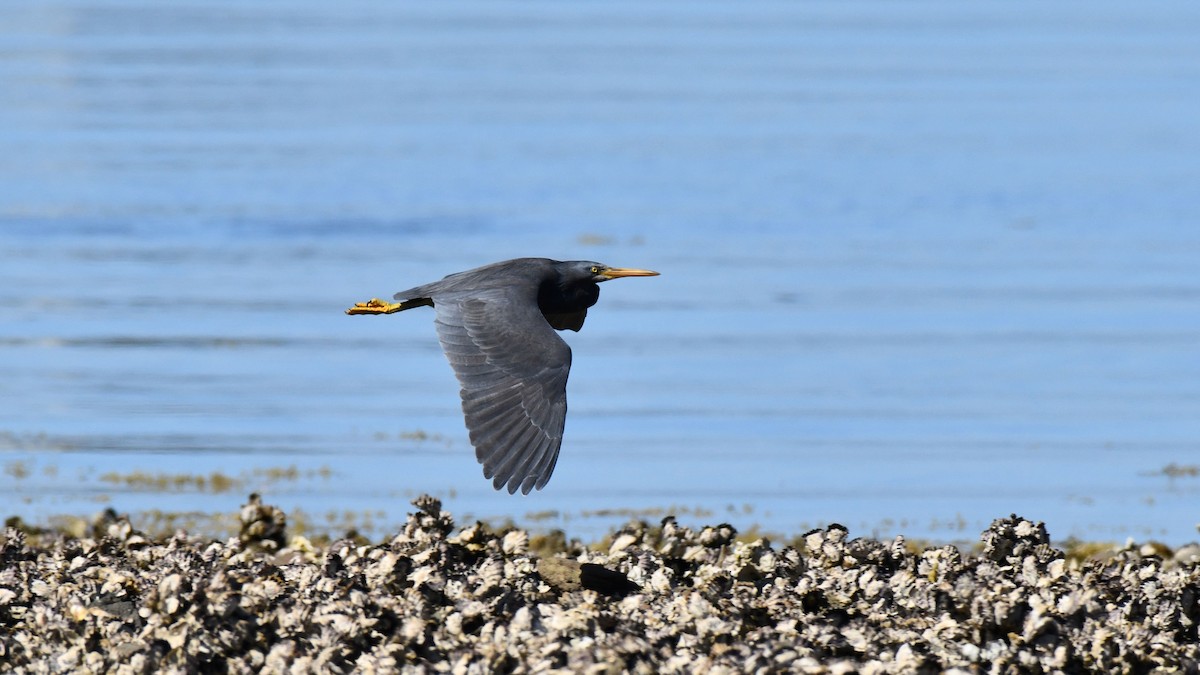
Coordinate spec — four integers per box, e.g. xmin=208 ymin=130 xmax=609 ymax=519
xmin=99 ymin=470 xmax=241 ymax=493
xmin=1158 ymin=462 xmax=1200 ymax=478
xmin=95 ymin=464 xmax=334 ymax=494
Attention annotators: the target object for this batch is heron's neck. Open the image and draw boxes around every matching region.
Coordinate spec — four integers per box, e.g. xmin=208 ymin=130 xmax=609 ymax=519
xmin=538 ymin=279 xmax=599 ymax=313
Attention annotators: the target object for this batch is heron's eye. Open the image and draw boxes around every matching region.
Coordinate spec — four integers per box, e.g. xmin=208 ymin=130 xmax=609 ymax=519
xmin=590 ymin=266 xmax=601 ymax=274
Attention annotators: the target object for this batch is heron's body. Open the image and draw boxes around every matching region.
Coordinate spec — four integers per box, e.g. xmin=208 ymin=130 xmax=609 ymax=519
xmin=347 ymin=258 xmax=658 ymax=494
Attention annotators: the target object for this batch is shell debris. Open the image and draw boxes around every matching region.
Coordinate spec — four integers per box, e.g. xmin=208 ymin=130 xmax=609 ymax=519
xmin=1 ymin=500 xmax=1198 ymax=672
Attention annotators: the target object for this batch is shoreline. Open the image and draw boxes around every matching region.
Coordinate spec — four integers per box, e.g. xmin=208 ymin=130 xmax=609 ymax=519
xmin=2 ymin=495 xmax=1198 ymax=672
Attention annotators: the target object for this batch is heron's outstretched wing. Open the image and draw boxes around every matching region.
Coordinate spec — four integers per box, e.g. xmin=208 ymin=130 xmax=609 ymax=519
xmin=432 ymin=289 xmax=571 ymax=494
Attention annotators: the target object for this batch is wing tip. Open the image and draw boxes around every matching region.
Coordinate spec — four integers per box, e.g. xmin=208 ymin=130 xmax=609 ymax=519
xmin=481 ymin=447 xmax=553 ymax=495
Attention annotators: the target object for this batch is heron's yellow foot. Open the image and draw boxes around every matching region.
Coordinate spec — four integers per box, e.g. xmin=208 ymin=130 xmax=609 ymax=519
xmin=345 ymin=298 xmax=405 ymax=315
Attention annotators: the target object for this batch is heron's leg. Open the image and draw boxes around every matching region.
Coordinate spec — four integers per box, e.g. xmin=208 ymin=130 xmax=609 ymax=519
xmin=345 ymin=298 xmax=406 ymax=315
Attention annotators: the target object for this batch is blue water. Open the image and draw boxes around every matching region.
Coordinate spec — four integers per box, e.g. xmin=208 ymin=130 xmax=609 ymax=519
xmin=2 ymin=1 xmax=1198 ymax=545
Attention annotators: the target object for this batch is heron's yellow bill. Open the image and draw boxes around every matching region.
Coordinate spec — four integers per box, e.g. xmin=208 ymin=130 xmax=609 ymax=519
xmin=601 ymin=267 xmax=659 ymax=279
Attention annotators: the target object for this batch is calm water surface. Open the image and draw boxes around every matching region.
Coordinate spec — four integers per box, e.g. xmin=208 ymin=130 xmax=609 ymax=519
xmin=2 ymin=1 xmax=1198 ymax=544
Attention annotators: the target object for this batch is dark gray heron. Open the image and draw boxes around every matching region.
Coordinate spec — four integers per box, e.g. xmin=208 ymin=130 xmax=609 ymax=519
xmin=347 ymin=258 xmax=659 ymax=494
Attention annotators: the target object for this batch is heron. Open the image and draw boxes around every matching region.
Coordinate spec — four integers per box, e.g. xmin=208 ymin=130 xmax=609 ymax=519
xmin=347 ymin=258 xmax=659 ymax=494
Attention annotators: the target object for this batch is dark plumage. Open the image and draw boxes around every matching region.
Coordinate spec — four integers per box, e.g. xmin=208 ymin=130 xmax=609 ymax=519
xmin=347 ymin=258 xmax=659 ymax=494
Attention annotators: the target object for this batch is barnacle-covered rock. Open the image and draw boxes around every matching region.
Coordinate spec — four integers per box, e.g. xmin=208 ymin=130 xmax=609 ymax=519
xmin=238 ymin=493 xmax=287 ymax=551
xmin=2 ymin=500 xmax=1198 ymax=673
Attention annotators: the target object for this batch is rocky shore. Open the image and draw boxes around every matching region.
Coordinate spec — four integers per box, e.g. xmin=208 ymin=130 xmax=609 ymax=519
xmin=2 ymin=495 xmax=1198 ymax=673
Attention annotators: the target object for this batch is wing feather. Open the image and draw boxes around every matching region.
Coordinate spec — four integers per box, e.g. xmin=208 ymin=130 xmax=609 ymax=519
xmin=512 ymin=435 xmax=554 ymax=495
xmin=488 ymin=423 xmax=544 ymax=487
xmin=432 ymin=289 xmax=570 ymax=494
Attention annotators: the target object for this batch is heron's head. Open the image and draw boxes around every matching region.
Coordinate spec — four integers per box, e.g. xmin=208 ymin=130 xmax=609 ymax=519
xmin=562 ymin=261 xmax=660 ymax=284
